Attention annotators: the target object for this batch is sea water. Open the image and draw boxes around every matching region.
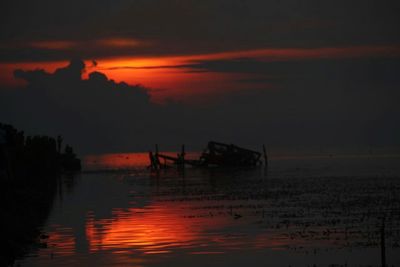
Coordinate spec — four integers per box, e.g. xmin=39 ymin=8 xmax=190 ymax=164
xmin=16 ymin=153 xmax=400 ymax=266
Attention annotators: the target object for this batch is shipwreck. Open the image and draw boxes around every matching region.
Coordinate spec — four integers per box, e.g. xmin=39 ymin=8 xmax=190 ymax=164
xmin=149 ymin=141 xmax=267 ymax=170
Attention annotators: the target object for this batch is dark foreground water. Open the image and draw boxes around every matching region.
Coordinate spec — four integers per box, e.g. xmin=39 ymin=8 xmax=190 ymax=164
xmin=16 ymin=153 xmax=400 ymax=266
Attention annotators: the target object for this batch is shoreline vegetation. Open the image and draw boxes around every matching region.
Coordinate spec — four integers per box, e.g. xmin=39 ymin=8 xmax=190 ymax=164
xmin=0 ymin=123 xmax=81 ymax=267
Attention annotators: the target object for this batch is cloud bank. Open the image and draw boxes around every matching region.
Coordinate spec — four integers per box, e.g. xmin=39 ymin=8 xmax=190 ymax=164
xmin=1 ymin=58 xmax=399 ymax=155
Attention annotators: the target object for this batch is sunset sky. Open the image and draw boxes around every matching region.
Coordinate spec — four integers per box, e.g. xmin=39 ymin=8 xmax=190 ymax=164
xmin=1 ymin=0 xmax=399 ymax=153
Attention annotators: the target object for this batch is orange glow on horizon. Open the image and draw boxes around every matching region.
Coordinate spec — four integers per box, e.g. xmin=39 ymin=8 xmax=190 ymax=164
xmin=1 ymin=45 xmax=400 ymax=101
xmin=92 ymin=44 xmax=400 ymax=68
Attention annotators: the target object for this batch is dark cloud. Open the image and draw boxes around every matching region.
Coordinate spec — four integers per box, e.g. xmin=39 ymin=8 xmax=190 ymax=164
xmin=1 ymin=60 xmax=153 ymax=153
xmin=1 ymin=58 xmax=399 ymax=155
xmin=1 ymin=0 xmax=400 ymax=62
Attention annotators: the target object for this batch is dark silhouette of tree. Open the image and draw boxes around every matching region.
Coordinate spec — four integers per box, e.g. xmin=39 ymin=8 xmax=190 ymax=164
xmin=0 ymin=122 xmax=81 ymax=266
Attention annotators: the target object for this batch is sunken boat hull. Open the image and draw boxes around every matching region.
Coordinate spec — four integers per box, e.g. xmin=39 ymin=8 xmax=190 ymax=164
xmin=149 ymin=141 xmax=266 ymax=170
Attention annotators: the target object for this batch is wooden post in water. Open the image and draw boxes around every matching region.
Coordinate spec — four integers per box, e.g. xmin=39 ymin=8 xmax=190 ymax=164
xmin=381 ymin=217 xmax=386 ymax=267
xmin=148 ymin=151 xmax=154 ymax=170
xmin=262 ymin=144 xmax=268 ymax=167
xmin=155 ymin=144 xmax=160 ymax=169
xmin=179 ymin=144 xmax=185 ymax=169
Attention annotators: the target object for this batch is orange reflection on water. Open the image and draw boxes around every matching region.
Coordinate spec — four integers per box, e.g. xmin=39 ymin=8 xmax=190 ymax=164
xmin=84 ymin=153 xmax=150 ymax=171
xmin=85 ymin=202 xmax=228 ymax=254
xmin=84 ymin=152 xmax=201 ymax=171
xmin=45 ymin=227 xmax=76 ymax=256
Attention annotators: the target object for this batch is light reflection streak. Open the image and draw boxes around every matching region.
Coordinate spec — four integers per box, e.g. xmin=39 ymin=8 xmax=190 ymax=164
xmin=85 ymin=202 xmax=229 ymax=254
xmin=16 ymin=153 xmax=400 ymax=266
xmin=82 ymin=198 xmax=304 ymax=257
xmin=42 ymin=227 xmax=76 ymax=256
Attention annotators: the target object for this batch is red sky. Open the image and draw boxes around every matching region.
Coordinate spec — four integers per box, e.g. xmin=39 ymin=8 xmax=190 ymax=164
xmin=1 ymin=42 xmax=399 ymax=102
xmin=1 ymin=0 xmax=400 ymax=152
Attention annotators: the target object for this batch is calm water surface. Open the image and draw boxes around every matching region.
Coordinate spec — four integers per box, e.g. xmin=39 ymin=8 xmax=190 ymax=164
xmin=16 ymin=153 xmax=400 ymax=266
